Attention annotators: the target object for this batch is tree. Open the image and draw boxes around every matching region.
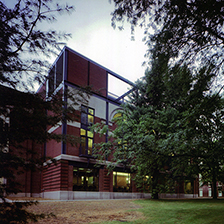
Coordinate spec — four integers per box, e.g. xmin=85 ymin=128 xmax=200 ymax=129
xmin=93 ymin=48 xmax=224 ymax=199
xmin=0 ymin=86 xmax=89 ymax=223
xmin=191 ymin=93 xmax=224 ymax=199
xmin=0 ymin=0 xmax=73 ymax=89
xmin=110 ymin=0 xmax=224 ymax=199
xmin=0 ymin=1 xmax=86 ymax=223
xmin=93 ymin=51 xmax=192 ymax=199
xmin=111 ymin=0 xmax=224 ymax=73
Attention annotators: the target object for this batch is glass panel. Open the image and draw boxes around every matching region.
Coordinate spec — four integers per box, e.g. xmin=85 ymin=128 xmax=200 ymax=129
xmin=73 ymin=167 xmax=99 ymax=191
xmin=80 ymin=129 xmax=86 ymax=136
xmin=88 ymin=115 xmax=94 ymax=124
xmin=56 ymin=54 xmax=63 ymax=88
xmin=87 ymin=131 xmax=93 ymax=138
xmin=81 ymin=113 xmax=87 ymax=125
xmin=88 ymin=138 xmax=93 ymax=155
xmin=81 ymin=137 xmax=86 ymax=154
xmin=81 ymin=105 xmax=88 ymax=113
xmin=88 ymin=176 xmax=93 ymax=185
xmin=48 ymin=66 xmax=55 ymax=94
xmin=113 ymin=112 xmax=122 ymax=120
xmin=185 ymin=181 xmax=193 ymax=194
xmin=113 ymin=172 xmax=117 ymax=187
xmin=88 ymin=108 xmax=94 ymax=115
xmin=113 ymin=172 xmax=131 ymax=192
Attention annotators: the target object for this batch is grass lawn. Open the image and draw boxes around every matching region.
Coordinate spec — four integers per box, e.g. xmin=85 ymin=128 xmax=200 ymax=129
xmin=9 ymin=198 xmax=224 ymax=223
xmin=99 ymin=199 xmax=224 ymax=224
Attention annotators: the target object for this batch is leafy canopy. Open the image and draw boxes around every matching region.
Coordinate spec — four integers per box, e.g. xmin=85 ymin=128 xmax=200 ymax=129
xmin=93 ymin=49 xmax=224 ymax=199
xmin=0 ymin=0 xmax=79 ymax=223
xmin=0 ymin=0 xmax=73 ymax=89
xmin=111 ymin=0 xmax=224 ymax=73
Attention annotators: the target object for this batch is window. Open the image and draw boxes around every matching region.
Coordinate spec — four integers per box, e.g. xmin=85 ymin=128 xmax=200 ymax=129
xmin=81 ymin=105 xmax=94 ymax=128
xmin=185 ymin=181 xmax=193 ymax=194
xmin=73 ymin=167 xmax=99 ymax=191
xmin=113 ymin=172 xmax=131 ymax=192
xmin=112 ymin=112 xmax=122 ymax=120
xmin=80 ymin=105 xmax=94 ymax=156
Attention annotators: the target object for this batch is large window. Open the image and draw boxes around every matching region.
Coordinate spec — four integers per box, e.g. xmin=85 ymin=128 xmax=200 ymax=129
xmin=185 ymin=180 xmax=193 ymax=194
xmin=80 ymin=105 xmax=94 ymax=156
xmin=113 ymin=172 xmax=131 ymax=192
xmin=73 ymin=167 xmax=99 ymax=191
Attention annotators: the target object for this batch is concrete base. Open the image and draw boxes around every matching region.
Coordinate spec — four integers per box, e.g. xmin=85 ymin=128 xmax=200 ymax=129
xmin=159 ymin=193 xmax=198 ymax=199
xmin=8 ymin=192 xmax=199 ymax=200
xmin=41 ymin=191 xmax=151 ymax=200
xmin=8 ymin=193 xmax=42 ymax=198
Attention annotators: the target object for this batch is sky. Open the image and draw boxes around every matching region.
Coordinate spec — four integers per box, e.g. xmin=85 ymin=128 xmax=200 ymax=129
xmin=2 ymin=0 xmax=149 ymax=93
xmin=48 ymin=0 xmax=148 ymax=84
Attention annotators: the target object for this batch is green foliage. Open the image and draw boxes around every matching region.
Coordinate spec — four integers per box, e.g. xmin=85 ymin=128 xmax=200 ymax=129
xmin=0 ymin=0 xmax=80 ymax=223
xmin=0 ymin=85 xmax=88 ymax=222
xmin=0 ymin=0 xmax=74 ymax=89
xmin=93 ymin=48 xmax=224 ymax=199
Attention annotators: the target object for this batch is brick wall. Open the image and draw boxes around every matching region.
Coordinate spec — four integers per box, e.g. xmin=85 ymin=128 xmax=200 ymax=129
xmin=99 ymin=167 xmax=113 ymax=192
xmin=46 ymin=127 xmax=62 ymax=158
xmin=42 ymin=160 xmax=69 ymax=192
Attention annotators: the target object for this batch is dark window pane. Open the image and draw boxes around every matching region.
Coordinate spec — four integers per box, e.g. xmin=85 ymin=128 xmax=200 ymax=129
xmin=73 ymin=167 xmax=99 ymax=191
xmin=81 ymin=113 xmax=87 ymax=125
xmin=81 ymin=105 xmax=88 ymax=113
xmin=81 ymin=137 xmax=86 ymax=154
xmin=80 ymin=106 xmax=95 ymax=156
xmin=48 ymin=66 xmax=55 ymax=95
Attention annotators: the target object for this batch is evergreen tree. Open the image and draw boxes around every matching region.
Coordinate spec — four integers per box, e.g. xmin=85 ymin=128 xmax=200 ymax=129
xmin=189 ymin=88 xmax=224 ymax=199
xmin=93 ymin=50 xmax=224 ymax=199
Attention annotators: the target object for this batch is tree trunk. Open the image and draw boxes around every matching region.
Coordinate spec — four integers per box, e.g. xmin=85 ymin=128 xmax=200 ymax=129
xmin=151 ymin=171 xmax=159 ymax=199
xmin=212 ymin=172 xmax=217 ymax=200
xmin=152 ymin=191 xmax=159 ymax=199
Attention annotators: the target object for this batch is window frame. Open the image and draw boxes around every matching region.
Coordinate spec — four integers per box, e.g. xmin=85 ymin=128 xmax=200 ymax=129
xmin=73 ymin=167 xmax=99 ymax=191
xmin=113 ymin=171 xmax=132 ymax=192
xmin=79 ymin=105 xmax=95 ymax=157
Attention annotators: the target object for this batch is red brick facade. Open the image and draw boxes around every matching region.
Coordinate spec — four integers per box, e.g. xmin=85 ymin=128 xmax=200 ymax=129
xmin=9 ymin=46 xmax=199 ymax=199
xmin=42 ymin=160 xmax=69 ymax=192
xmin=39 ymin=47 xmax=137 ymax=198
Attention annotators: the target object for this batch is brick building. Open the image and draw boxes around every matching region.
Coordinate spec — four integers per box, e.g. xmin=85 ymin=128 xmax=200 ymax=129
xmin=39 ymin=46 xmax=149 ymax=200
xmin=0 ymin=86 xmax=44 ymax=198
xmin=3 ymin=46 xmax=201 ymax=199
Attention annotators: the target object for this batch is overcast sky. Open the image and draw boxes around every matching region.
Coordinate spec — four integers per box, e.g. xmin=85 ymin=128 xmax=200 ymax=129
xmin=50 ymin=0 xmax=148 ymax=83
xmin=3 ymin=0 xmax=149 ymax=92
